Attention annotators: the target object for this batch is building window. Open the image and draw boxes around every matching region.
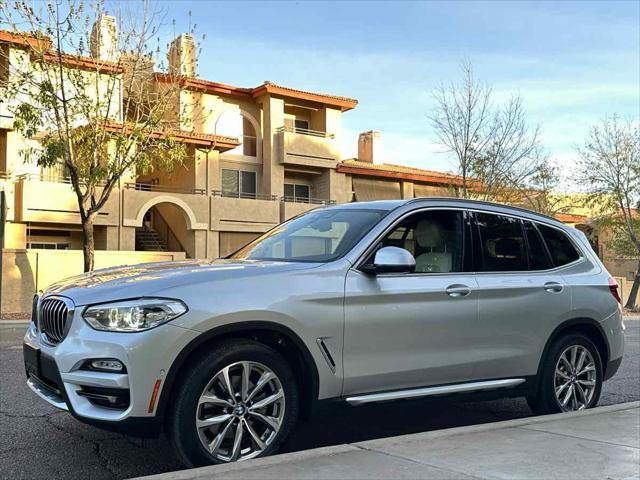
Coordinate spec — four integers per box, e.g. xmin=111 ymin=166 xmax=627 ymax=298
xmin=284 ymin=183 xmax=311 ymax=202
xmin=242 ymin=117 xmax=257 ymax=157
xmin=27 ymin=242 xmax=70 ymax=250
xmin=294 ymin=119 xmax=309 ymax=131
xmin=284 ymin=117 xmax=310 ymax=133
xmin=221 ymin=169 xmax=257 ymax=199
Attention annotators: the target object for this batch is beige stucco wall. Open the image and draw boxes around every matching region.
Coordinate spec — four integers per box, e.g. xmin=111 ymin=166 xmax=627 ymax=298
xmin=15 ymin=178 xmax=119 ymax=225
xmin=414 ymin=183 xmax=451 ymax=198
xmin=122 ymin=188 xmax=209 ymax=230
xmin=219 ymin=232 xmax=261 ymax=257
xmin=279 ymin=131 xmax=339 ymax=166
xmin=211 ymin=196 xmax=280 ymax=233
xmin=280 ymin=201 xmax=320 ymax=221
xmin=1 ymin=249 xmax=187 ymax=314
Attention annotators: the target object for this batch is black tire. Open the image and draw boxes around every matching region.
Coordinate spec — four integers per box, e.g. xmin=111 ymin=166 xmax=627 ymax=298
xmin=527 ymin=333 xmax=602 ymax=415
xmin=166 ymin=339 xmax=299 ymax=467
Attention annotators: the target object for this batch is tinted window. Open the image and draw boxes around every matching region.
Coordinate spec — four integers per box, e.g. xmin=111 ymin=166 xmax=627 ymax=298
xmin=524 ymin=221 xmax=552 ymax=270
xmin=538 ymin=224 xmax=580 ymax=266
xmin=231 ymin=208 xmax=385 ymax=262
xmin=476 ymin=213 xmax=527 ymax=272
xmin=377 ymin=210 xmax=465 ymax=273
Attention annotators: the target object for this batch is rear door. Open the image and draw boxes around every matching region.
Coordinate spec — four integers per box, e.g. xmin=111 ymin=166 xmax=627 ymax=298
xmin=471 ymin=212 xmax=571 ymax=380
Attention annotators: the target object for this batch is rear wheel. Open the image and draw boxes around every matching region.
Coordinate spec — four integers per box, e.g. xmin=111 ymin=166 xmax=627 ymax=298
xmin=167 ymin=340 xmax=299 ymax=467
xmin=527 ymin=333 xmax=602 ymax=414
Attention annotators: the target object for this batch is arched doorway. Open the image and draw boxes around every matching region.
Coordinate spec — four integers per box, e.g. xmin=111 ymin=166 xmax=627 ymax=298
xmin=135 ymin=201 xmax=196 ymax=258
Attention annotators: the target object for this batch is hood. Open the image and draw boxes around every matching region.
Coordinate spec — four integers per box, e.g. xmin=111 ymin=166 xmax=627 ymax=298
xmin=44 ymin=259 xmax=319 ymax=306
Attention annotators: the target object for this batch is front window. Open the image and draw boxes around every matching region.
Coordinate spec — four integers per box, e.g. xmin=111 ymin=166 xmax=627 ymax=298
xmin=231 ymin=208 xmax=386 ymax=262
xmin=375 ymin=209 xmax=466 ymax=273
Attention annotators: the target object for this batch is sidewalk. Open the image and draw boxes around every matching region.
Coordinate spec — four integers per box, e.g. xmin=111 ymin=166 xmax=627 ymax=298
xmin=138 ymin=401 xmax=640 ymax=480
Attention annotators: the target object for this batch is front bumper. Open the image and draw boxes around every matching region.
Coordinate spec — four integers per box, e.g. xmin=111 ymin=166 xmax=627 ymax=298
xmin=23 ymin=308 xmax=199 ymax=432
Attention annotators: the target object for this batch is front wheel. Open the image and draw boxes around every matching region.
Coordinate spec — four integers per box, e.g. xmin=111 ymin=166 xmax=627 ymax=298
xmin=167 ymin=340 xmax=299 ymax=467
xmin=527 ymin=333 xmax=602 ymax=414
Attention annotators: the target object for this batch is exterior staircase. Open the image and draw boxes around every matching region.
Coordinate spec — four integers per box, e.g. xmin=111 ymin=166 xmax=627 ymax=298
xmin=135 ymin=226 xmax=168 ymax=252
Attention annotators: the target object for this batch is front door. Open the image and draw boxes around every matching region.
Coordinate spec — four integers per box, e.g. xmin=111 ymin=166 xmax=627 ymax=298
xmin=343 ymin=209 xmax=480 ymax=396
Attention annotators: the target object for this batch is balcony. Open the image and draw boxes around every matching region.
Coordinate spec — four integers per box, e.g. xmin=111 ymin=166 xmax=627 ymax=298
xmin=276 ymin=126 xmax=339 ymax=167
xmin=280 ymin=196 xmax=335 ymax=221
xmin=211 ymin=190 xmax=280 ymax=233
xmin=122 ymin=182 xmax=209 ymax=230
xmin=14 ymin=174 xmax=119 ymax=225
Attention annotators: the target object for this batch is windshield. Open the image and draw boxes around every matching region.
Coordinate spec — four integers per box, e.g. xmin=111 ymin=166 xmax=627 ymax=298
xmin=230 ymin=208 xmax=387 ymax=263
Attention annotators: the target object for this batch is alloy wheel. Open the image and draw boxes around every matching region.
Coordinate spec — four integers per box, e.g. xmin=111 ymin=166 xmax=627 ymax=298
xmin=554 ymin=345 xmax=597 ymax=412
xmin=195 ymin=361 xmax=286 ymax=462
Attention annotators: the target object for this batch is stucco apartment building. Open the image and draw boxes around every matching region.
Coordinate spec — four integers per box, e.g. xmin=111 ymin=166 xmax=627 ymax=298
xmin=0 ymin=18 xmax=469 ymax=313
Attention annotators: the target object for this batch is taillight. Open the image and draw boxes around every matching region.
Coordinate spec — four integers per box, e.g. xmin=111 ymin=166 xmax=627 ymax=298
xmin=608 ymin=277 xmax=622 ymax=304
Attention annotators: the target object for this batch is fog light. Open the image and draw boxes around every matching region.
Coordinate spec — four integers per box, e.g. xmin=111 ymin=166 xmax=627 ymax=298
xmin=90 ymin=359 xmax=125 ymax=372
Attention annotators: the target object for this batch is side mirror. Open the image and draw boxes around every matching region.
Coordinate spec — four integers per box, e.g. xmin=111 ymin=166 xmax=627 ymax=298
xmin=363 ymin=246 xmax=416 ymax=275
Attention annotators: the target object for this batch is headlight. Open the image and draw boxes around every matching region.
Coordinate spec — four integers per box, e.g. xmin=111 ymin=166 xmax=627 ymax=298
xmin=83 ymin=298 xmax=187 ymax=332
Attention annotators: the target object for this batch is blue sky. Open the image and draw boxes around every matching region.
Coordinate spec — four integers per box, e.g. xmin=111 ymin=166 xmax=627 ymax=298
xmin=130 ymin=1 xmax=639 ymax=175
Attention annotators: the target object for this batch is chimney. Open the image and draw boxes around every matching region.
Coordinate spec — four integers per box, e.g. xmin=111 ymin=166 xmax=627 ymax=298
xmin=90 ymin=13 xmax=119 ymax=62
xmin=168 ymin=34 xmax=196 ymax=77
xmin=358 ymin=130 xmax=385 ymax=164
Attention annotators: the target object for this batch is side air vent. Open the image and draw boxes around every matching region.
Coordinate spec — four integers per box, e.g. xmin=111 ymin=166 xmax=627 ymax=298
xmin=316 ymin=338 xmax=336 ymax=373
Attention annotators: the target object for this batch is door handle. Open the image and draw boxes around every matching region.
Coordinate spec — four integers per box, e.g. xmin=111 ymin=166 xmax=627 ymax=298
xmin=446 ymin=284 xmax=472 ymax=297
xmin=544 ymin=282 xmax=564 ymax=293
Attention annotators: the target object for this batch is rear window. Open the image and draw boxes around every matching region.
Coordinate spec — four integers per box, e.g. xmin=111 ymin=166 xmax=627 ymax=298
xmin=538 ymin=224 xmax=581 ymax=267
xmin=475 ymin=213 xmax=528 ymax=272
xmin=524 ymin=221 xmax=552 ymax=270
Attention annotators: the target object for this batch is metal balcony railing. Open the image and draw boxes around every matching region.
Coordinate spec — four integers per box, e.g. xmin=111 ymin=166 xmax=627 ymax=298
xmin=213 ymin=190 xmax=278 ymax=201
xmin=275 ymin=126 xmax=335 ymax=139
xmin=16 ymin=173 xmax=108 ymax=186
xmin=125 ymin=182 xmax=206 ymax=195
xmin=281 ymin=196 xmax=336 ymax=205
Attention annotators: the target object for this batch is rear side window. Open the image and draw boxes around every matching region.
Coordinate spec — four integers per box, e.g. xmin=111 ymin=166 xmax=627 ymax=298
xmin=524 ymin=221 xmax=552 ymax=270
xmin=538 ymin=224 xmax=581 ymax=267
xmin=475 ymin=213 xmax=527 ymax=272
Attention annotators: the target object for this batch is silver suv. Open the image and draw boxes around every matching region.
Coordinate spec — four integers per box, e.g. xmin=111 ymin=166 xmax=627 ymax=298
xmin=23 ymin=198 xmax=625 ymax=466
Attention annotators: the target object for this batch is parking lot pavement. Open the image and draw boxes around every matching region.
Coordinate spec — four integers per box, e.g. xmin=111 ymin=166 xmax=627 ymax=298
xmin=1 ymin=317 xmax=638 ymax=480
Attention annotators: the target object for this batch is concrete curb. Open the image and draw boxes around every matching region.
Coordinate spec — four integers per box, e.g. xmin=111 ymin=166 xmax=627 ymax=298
xmin=134 ymin=401 xmax=640 ymax=480
xmin=354 ymin=400 xmax=640 ymax=449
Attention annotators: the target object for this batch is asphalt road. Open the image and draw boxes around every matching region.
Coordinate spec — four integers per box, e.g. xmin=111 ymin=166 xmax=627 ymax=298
xmin=1 ymin=317 xmax=638 ymax=480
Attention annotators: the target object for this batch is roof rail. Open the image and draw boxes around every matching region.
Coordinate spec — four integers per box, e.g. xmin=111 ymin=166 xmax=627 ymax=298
xmin=403 ymin=197 xmax=562 ymax=223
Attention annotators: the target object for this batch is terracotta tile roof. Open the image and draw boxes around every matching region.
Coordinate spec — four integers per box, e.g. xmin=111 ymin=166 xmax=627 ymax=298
xmin=4 ymin=28 xmax=357 ymax=110
xmin=338 ymin=159 xmax=478 ymax=188
xmin=253 ymin=81 xmax=358 ymax=111
xmin=155 ymin=74 xmax=358 ymax=111
xmin=0 ymin=29 xmax=52 ymax=50
xmin=554 ymin=212 xmax=588 ymax=224
xmin=100 ymin=122 xmax=240 ymax=151
xmin=1 ymin=29 xmax=123 ymax=74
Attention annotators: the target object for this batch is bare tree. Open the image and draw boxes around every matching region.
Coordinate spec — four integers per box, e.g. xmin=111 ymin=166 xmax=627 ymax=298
xmin=0 ymin=0 xmax=202 ymax=271
xmin=575 ymin=115 xmax=640 ymax=309
xmin=430 ymin=61 xmax=548 ymax=201
xmin=516 ymin=163 xmax=578 ymax=217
